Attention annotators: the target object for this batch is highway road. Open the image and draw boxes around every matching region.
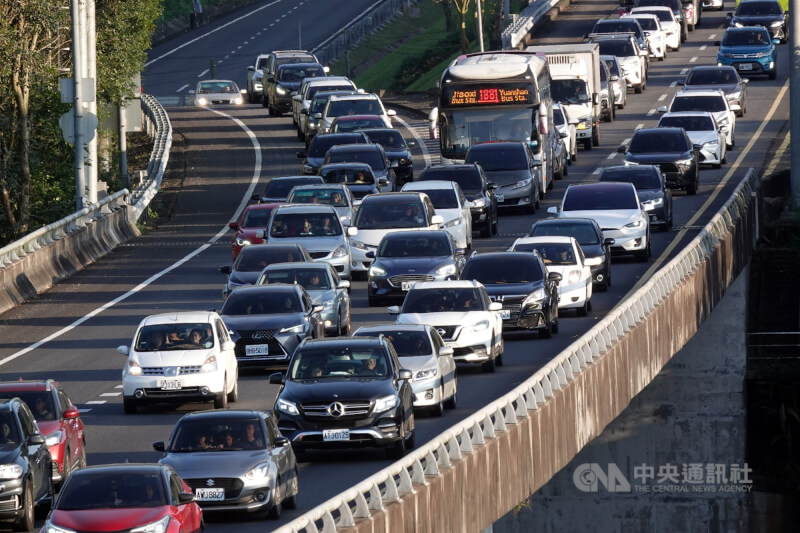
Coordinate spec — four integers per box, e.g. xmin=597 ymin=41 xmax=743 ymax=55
xmin=0 ymin=0 xmax=789 ymax=530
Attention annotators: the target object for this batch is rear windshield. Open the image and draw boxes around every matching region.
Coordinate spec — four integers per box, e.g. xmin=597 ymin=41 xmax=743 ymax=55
xmin=512 ymin=242 xmax=577 ymax=266
xmin=235 ymin=247 xmax=305 ymax=271
xmin=530 ymin=221 xmax=600 ymax=245
xmin=307 ymin=84 xmax=353 ymax=100
xmin=354 ymin=200 xmax=427 ymax=229
xmin=419 ymin=168 xmax=482 ymax=193
xmin=635 ymin=0 xmax=680 ymax=11
xmin=685 ymin=69 xmax=737 ymax=85
xmin=287 ymin=188 xmax=349 ymax=206
xmin=670 ymin=95 xmax=726 ymax=113
xmin=628 ymin=130 xmax=689 ymax=152
xmin=354 ymin=330 xmax=432 ymax=357
xmin=465 ymin=145 xmax=528 ymax=172
xmin=378 ymin=234 xmax=451 ymax=257
xmin=320 ymin=167 xmax=375 ymax=185
xmin=401 ymin=288 xmax=484 ymax=313
xmin=553 ymin=108 xmax=566 ymax=126
xmin=603 ymin=58 xmax=621 ymax=76
xmin=461 ymin=257 xmax=544 ymax=284
xmin=596 ymin=40 xmax=635 ymax=57
xmin=332 ymin=118 xmax=385 ymax=133
xmin=221 ymin=290 xmax=301 ymax=315
xmin=599 ymin=169 xmax=662 ymax=189
xmin=594 ymin=20 xmax=642 ymax=36
xmin=563 ymin=186 xmax=639 ymax=211
xmin=308 ymin=135 xmax=364 ymax=157
xmin=260 ymin=268 xmax=331 ymax=290
xmin=364 ymin=129 xmax=407 ymax=150
xmin=636 ymin=9 xmax=673 ymax=22
xmin=419 ymin=188 xmax=458 ymax=209
xmin=277 ymin=64 xmax=324 ymax=82
xmin=633 ymin=17 xmax=659 ymax=30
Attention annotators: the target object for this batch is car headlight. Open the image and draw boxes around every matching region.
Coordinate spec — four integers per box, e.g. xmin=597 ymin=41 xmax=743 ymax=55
xmin=0 ymin=464 xmax=23 ymax=480
xmin=623 ymin=159 xmax=638 ymax=166
xmin=233 ymin=97 xmax=244 ymax=105
xmin=435 ymin=264 xmax=457 ymax=277
xmin=733 ymin=21 xmax=744 ymax=27
xmin=276 ymin=85 xmax=288 ymax=96
xmin=725 ymin=91 xmax=742 ymax=101
xmin=567 ymin=270 xmax=582 ymax=284
xmin=197 ymin=97 xmax=208 ymax=106
xmin=523 ymin=288 xmax=546 ymax=306
xmin=702 ymin=140 xmax=719 ymax=147
xmin=127 ymin=361 xmax=143 ymax=376
xmin=276 ymin=398 xmax=299 ymax=415
xmin=676 ymin=158 xmax=695 ymax=166
xmin=322 ymin=300 xmax=334 ymax=310
xmin=332 ymin=245 xmax=347 ymax=258
xmin=309 ymin=121 xmax=318 ymax=129
xmin=754 ymin=50 xmax=772 ymax=58
xmin=280 ymin=324 xmax=305 ymax=334
xmin=720 ymin=52 xmax=735 ymax=59
xmin=254 ymin=83 xmax=263 ymax=91
xmin=442 ymin=217 xmax=462 ymax=228
xmin=303 ymin=164 xmax=314 ymax=173
xmin=471 ymin=198 xmax=486 ymax=208
xmin=470 ymin=319 xmax=490 ymax=332
xmin=414 ymin=367 xmax=438 ymax=381
xmin=642 ymin=197 xmax=664 ymax=211
xmin=368 ymin=264 xmax=387 ymax=277
xmin=235 ymin=237 xmax=252 ymax=247
xmin=771 ymin=20 xmax=784 ymax=27
xmin=576 ymin=120 xmax=591 ymax=130
xmin=44 ymin=523 xmax=76 ymax=533
xmin=243 ymin=462 xmax=273 ymax=486
xmin=131 ymin=515 xmax=171 ymax=533
xmin=624 ymin=218 xmax=644 ymax=229
xmin=584 ymin=256 xmax=603 ymax=266
xmin=46 ymin=431 xmax=64 ymax=447
xmin=511 ymin=178 xmax=532 ymax=190
xmin=201 ymin=355 xmax=217 ymax=373
xmin=351 ymin=239 xmax=368 ymax=250
xmin=374 ymin=395 xmax=399 ymax=412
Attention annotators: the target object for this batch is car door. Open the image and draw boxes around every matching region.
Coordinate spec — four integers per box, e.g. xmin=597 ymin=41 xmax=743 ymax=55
xmin=169 ymin=471 xmax=196 ymax=529
xmin=215 ymin=318 xmax=237 ymax=385
xmin=329 ymin=266 xmax=350 ymax=325
xmin=17 ymin=405 xmax=48 ymax=499
xmin=265 ymin=418 xmax=292 ymax=495
xmin=56 ymin=388 xmax=80 ymax=470
xmin=302 ymin=291 xmax=323 ymax=338
xmin=455 ymin=185 xmax=472 ymax=238
xmin=430 ymin=328 xmax=456 ymax=399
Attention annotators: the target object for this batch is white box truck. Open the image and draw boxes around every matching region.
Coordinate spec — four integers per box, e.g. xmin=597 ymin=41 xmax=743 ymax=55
xmin=527 ymin=43 xmax=601 ymax=150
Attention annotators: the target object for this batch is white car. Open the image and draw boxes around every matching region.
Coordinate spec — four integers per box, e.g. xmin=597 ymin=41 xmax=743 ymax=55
xmin=291 ymin=76 xmax=357 ymax=131
xmin=190 ymin=79 xmax=245 ymax=106
xmin=657 ymin=111 xmax=727 ymax=168
xmin=547 ymin=182 xmax=651 ymax=261
xmin=630 ymin=7 xmax=682 ymax=51
xmin=118 ymin=311 xmax=239 ymax=413
xmin=601 ymin=55 xmax=628 ymax=110
xmin=591 ymin=34 xmax=648 ymax=93
xmin=319 ymin=93 xmax=396 ymax=134
xmin=388 ymin=280 xmax=504 ymax=373
xmin=624 ymin=13 xmax=667 ymax=60
xmin=401 ymin=180 xmax=472 ymax=250
xmin=659 ymin=89 xmax=737 ymax=148
xmin=353 ymin=324 xmax=457 ymax=416
xmin=553 ymin=103 xmax=577 ymax=163
xmin=508 ymin=236 xmax=593 ymax=315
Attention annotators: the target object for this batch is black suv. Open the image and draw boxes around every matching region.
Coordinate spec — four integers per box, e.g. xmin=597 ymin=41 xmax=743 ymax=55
xmin=270 ymin=336 xmax=415 ymax=458
xmin=0 ymin=398 xmax=53 ymax=531
xmin=260 ymin=50 xmax=318 ymax=105
xmin=298 ymin=132 xmax=369 ymax=175
xmin=417 ymin=164 xmax=498 ymax=238
xmin=265 ymin=62 xmax=326 ymax=117
xmin=617 ymin=127 xmax=700 ymax=195
xmin=322 ymin=143 xmax=396 ymax=192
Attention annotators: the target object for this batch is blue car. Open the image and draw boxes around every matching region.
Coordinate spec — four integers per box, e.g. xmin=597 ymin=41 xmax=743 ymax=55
xmin=716 ymin=26 xmax=779 ymax=80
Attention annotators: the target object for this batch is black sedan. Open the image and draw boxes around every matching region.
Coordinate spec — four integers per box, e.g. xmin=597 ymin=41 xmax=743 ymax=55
xmin=728 ymin=0 xmax=787 ymax=43
xmin=297 ymin=132 xmax=368 ymax=175
xmin=362 ymin=128 xmax=415 ymax=188
xmin=529 ymin=217 xmax=614 ymax=291
xmin=265 ymin=62 xmax=326 ymax=117
xmin=219 ymin=243 xmax=312 ymax=299
xmin=618 ymin=127 xmax=700 ymax=195
xmin=318 ymin=162 xmax=382 ymax=201
xmin=322 ymin=143 xmax=396 ymax=192
xmin=460 ymin=252 xmax=561 ymax=339
xmin=680 ymin=66 xmax=748 ymax=117
xmin=154 ymin=410 xmax=298 ymax=519
xmin=367 ymin=230 xmax=465 ymax=306
xmin=598 ymin=165 xmax=673 ymax=230
xmin=255 ymin=175 xmax=324 ymax=204
xmin=270 ymin=337 xmax=415 ymax=458
xmin=220 ymin=284 xmax=324 ymax=369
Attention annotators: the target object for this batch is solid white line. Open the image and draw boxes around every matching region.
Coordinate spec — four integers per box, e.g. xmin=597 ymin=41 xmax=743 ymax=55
xmin=669 ymin=81 xmax=677 ymax=87
xmin=680 ymin=68 xmax=689 ymax=75
xmin=646 ymin=109 xmax=656 ymax=116
xmin=86 ymin=401 xmax=106 ymax=405
xmin=690 ymin=56 xmax=698 ymax=63
xmin=622 ymin=137 xmax=631 ymax=145
xmin=176 ymin=84 xmax=188 ymax=93
xmin=709 ymin=33 xmax=717 ymax=40
xmin=635 ymin=123 xmax=644 ymax=130
xmin=0 ymin=111 xmax=264 ymax=368
xmin=606 ymin=152 xmax=617 ymax=160
xmin=394 ymin=116 xmax=431 ymax=168
xmin=145 ymin=0 xmax=285 ymax=67
xmin=100 ymin=392 xmax=122 ymax=397
xmin=197 ymin=69 xmax=209 ymax=78
xmin=592 ymin=167 xmax=603 ymax=175
xmin=658 ymin=94 xmax=667 ymax=101
xmin=699 ymin=45 xmax=707 ymax=51
xmin=115 ymin=385 xmax=124 ymax=389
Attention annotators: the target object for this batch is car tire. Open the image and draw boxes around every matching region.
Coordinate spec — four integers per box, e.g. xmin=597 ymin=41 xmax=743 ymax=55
xmin=686 ymin=179 xmax=697 ymax=195
xmin=267 ymin=482 xmax=282 ymax=519
xmin=14 ymin=483 xmax=33 ymax=532
xmin=539 ymin=319 xmax=553 ymax=339
xmin=636 ymin=241 xmax=651 ymax=262
xmin=491 ymin=212 xmax=499 ymax=235
xmin=405 ymin=428 xmax=416 ymax=450
xmin=227 ymin=375 xmax=239 ymax=403
xmin=430 ymin=386 xmax=445 ymax=417
xmin=479 ymin=220 xmax=491 ymax=238
xmin=481 ymin=354 xmax=496 ymax=373
xmin=367 ymin=293 xmax=383 ymax=307
xmin=592 ymin=129 xmax=599 ymax=147
xmin=387 ymin=432 xmax=407 ymax=459
xmin=445 ymin=379 xmax=457 ymax=409
xmin=339 ymin=310 xmax=351 ymax=336
xmin=572 ymin=148 xmax=577 ymax=162
xmin=61 ymin=447 xmax=71 ymax=486
xmin=123 ymin=398 xmax=138 ymax=414
xmin=552 ymin=312 xmax=559 ymax=334
xmin=563 ymin=157 xmax=568 ymax=176
xmin=635 ymin=83 xmax=643 ymax=94
xmin=214 ymin=378 xmax=229 ymax=409
xmin=577 ymin=298 xmax=589 ymax=317
xmin=78 ymin=443 xmax=87 ymax=469
xmin=769 ymin=67 xmax=777 ymax=80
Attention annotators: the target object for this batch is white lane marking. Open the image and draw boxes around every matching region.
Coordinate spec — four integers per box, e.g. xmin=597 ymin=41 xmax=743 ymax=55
xmin=709 ymin=33 xmax=717 ymax=40
xmin=0 ymin=111 xmax=264 ymax=368
xmin=144 ymin=0 xmax=285 ymax=67
xmin=256 ymin=31 xmax=261 ymax=35
xmin=658 ymin=94 xmax=667 ymax=101
xmin=606 ymin=152 xmax=617 ymax=160
xmin=86 ymin=401 xmax=106 ymax=405
xmin=270 ymin=22 xmax=275 ymax=27
xmin=690 ymin=56 xmax=698 ymax=63
xmin=100 ymin=392 xmax=122 ymax=397
xmin=394 ymin=116 xmax=431 ymax=167
xmin=224 ymin=55 xmax=230 ymax=59
xmin=669 ymin=81 xmax=677 ymax=87
xmin=197 ymin=69 xmax=209 ymax=78
xmin=699 ymin=45 xmax=707 ymax=51
xmin=647 ymin=109 xmax=656 ymax=116
xmin=115 ymin=385 xmax=123 ymax=389
xmin=592 ymin=167 xmax=604 ymax=175
xmin=282 ymin=14 xmax=287 ymax=17
xmin=176 ymin=84 xmax=188 ymax=93
xmin=635 ymin=123 xmax=644 ymax=130
xmin=622 ymin=137 xmax=631 ymax=145
xmin=680 ymin=68 xmax=689 ymax=75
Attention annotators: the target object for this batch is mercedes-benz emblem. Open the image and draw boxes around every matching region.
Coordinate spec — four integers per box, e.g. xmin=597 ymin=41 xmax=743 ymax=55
xmin=328 ymin=402 xmax=345 ymax=417
xmin=165 ymin=367 xmax=178 ymax=377
xmin=205 ymin=479 xmax=215 ymax=487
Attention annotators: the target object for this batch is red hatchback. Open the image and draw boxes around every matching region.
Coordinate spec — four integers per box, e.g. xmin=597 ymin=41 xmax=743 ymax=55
xmin=229 ymin=203 xmax=280 ymax=260
xmin=42 ymin=463 xmax=203 ymax=533
xmin=0 ymin=380 xmax=85 ymax=489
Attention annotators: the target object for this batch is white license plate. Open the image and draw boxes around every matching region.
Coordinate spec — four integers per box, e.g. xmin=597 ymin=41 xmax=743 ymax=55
xmin=245 ymin=344 xmax=270 ymax=356
xmin=499 ymin=309 xmax=511 ymax=319
xmin=738 ymin=63 xmax=753 ymax=71
xmin=495 ymin=194 xmax=504 ymax=203
xmin=159 ymin=380 xmax=182 ymax=390
xmin=195 ymin=488 xmax=224 ymax=501
xmin=323 ymin=429 xmax=350 ymax=442
xmin=401 ymin=281 xmax=413 ymax=291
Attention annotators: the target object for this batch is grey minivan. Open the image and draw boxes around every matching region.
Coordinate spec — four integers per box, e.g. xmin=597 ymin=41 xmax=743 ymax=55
xmin=464 ymin=141 xmax=543 ymax=213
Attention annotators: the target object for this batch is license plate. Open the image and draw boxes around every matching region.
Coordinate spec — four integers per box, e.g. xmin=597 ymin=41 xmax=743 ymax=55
xmin=159 ymin=379 xmax=182 ymax=390
xmin=738 ymin=63 xmax=753 ymax=71
xmin=499 ymin=309 xmax=511 ymax=320
xmin=401 ymin=281 xmax=413 ymax=291
xmin=495 ymin=194 xmax=504 ymax=203
xmin=323 ymin=429 xmax=350 ymax=441
xmin=195 ymin=488 xmax=224 ymax=501
xmin=245 ymin=344 xmax=269 ymax=356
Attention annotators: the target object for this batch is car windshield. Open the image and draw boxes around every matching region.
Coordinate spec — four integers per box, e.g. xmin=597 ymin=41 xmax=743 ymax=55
xmin=0 ymin=392 xmax=56 ymax=421
xmin=222 ymin=290 xmax=301 ymax=315
xmin=260 ymin=268 xmax=331 ymax=290
xmin=634 ymin=17 xmax=659 ymax=30
xmin=420 ymin=168 xmax=482 ymax=193
xmin=275 ymin=55 xmax=314 ymax=69
xmin=596 ymin=40 xmax=635 ymax=57
xmin=378 ymin=234 xmax=450 ymax=257
xmin=0 ymin=412 xmax=19 ymax=444
xmin=234 ymin=247 xmax=305 ymax=272
xmin=364 ymin=129 xmax=407 ymax=150
xmin=241 ymin=208 xmax=273 ymax=228
xmin=550 ymin=79 xmax=590 ymax=104
xmin=58 ymin=472 xmax=167 ymax=510
xmin=402 ymin=288 xmax=484 ymax=313
xmin=333 ymin=118 xmax=385 ymax=133
xmin=635 ymin=0 xmax=679 ymax=10
xmin=417 ymin=188 xmax=458 ymax=209
xmin=600 ymin=169 xmax=662 ymax=189
xmin=310 ymin=95 xmax=334 ymax=114
xmin=289 ymin=347 xmax=390 ymax=379
xmin=270 ymin=212 xmax=342 ymax=237
xmin=722 ymin=29 xmax=771 ymax=46
xmin=354 ymin=201 xmax=427 ymax=229
xmin=563 ymin=186 xmax=639 ymax=211
xmin=320 ymin=167 xmax=375 ymax=185
xmin=530 ymin=221 xmax=600 ymax=245
xmin=356 ymin=330 xmax=432 ymax=357
xmin=659 ymin=115 xmax=714 ymax=131
xmin=170 ymin=418 xmax=266 ymax=452
xmin=197 ymin=81 xmax=237 ymax=94
xmin=327 ymin=99 xmax=382 ymax=117
xmin=277 ymin=64 xmax=324 ymax=83
xmin=736 ymin=1 xmax=782 ymax=15
xmin=595 ymin=20 xmax=641 ymax=36
xmin=636 ymin=9 xmax=673 ymax=22
xmin=628 ymin=131 xmax=689 ymax=152
xmin=256 ymin=57 xmax=269 ymax=69
xmin=135 ymin=323 xmax=214 ymax=351
xmin=465 ymin=146 xmax=528 ymax=172
xmin=288 ymin=188 xmax=349 ymax=206
xmin=686 ymin=69 xmax=737 ymax=85
xmin=308 ymin=135 xmax=364 ymax=157
xmin=263 ymin=178 xmax=320 ymax=199
xmin=326 ymin=149 xmax=385 ymax=169
xmin=462 ymin=257 xmax=544 ymax=284
xmin=513 ymin=243 xmax=576 ymax=265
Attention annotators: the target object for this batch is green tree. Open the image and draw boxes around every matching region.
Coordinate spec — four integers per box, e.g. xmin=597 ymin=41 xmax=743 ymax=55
xmin=452 ymin=0 xmax=473 ymax=53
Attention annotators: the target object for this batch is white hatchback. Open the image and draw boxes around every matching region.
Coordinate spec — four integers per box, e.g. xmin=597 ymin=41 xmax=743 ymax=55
xmin=401 ymin=180 xmax=472 ymax=250
xmin=119 ymin=311 xmax=239 ymax=414
xmin=659 ymin=90 xmax=737 ymax=148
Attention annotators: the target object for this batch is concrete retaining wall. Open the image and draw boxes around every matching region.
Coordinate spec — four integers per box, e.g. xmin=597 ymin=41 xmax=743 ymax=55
xmin=0 ymin=207 xmax=139 ymax=314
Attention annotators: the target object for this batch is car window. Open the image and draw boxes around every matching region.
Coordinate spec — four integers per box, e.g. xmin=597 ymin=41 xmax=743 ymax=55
xmin=234 ymin=248 xmax=305 ymax=271
xmin=169 ymin=474 xmax=183 ymax=505
xmin=326 ymin=148 xmax=385 ymax=169
xmin=288 ymin=188 xmax=350 ymax=206
xmin=308 ymin=135 xmax=365 ymax=157
xmin=58 ymin=472 xmax=168 ymax=509
xmin=419 ymin=168 xmax=483 ymax=193
xmin=401 ymin=288 xmax=484 ymax=313
xmin=354 ymin=200 xmax=427 ymax=229
xmin=0 ymin=391 xmax=57 ymax=421
xmin=632 ymin=16 xmax=659 ymax=30
xmin=332 ymin=118 xmax=385 ymax=133
xmin=461 ymin=257 xmax=544 ymax=284
xmin=135 ymin=323 xmax=214 ymax=351
xmin=658 ymin=115 xmax=714 ymax=131
xmin=0 ymin=411 xmax=20 ymax=443
xmin=263 ymin=268 xmax=332 ymax=289
xmin=270 ymin=212 xmax=342 ymax=237
xmin=170 ymin=418 xmax=267 ymax=452
xmin=563 ymin=186 xmax=639 ymax=211
xmin=242 ymin=208 xmax=273 ymax=228
xmin=596 ymin=40 xmax=635 ymax=57
xmin=289 ymin=346 xmax=390 ymax=379
xmin=514 ymin=243 xmax=577 ymax=265
xmin=216 ymin=319 xmax=229 ymax=344
xmin=355 ymin=330 xmax=432 ymax=357
xmin=222 ymin=291 xmax=301 ymax=315
xmin=263 ymin=178 xmax=321 ymax=199
xmin=465 ymin=145 xmax=529 ymax=172
xmin=327 ymin=98 xmax=382 ymax=117
xmin=736 ymin=1 xmax=782 ymax=15
xmin=57 ymin=388 xmax=71 ymax=414
xmin=320 ymin=166 xmax=376 ymax=185
xmin=378 ymin=234 xmax=451 ymax=257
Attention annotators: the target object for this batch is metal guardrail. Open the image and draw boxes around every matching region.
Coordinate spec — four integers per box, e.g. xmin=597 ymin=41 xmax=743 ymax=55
xmin=130 ymin=94 xmax=173 ymax=222
xmin=273 ymin=169 xmax=759 ymax=533
xmin=502 ymin=0 xmax=559 ymax=49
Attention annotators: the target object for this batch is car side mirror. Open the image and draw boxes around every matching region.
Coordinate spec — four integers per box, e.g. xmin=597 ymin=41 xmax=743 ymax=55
xmin=431 ymin=215 xmax=444 ymax=225
xmin=365 ymin=251 xmax=375 ymax=259
xmin=153 ymin=441 xmax=166 ymax=452
xmin=300 ymin=109 xmax=308 ymax=115
xmin=487 ymin=182 xmax=498 ymax=190
xmin=548 ymin=271 xmax=563 ymax=283
xmin=296 ymin=150 xmax=307 ymax=159
xmin=559 ymin=131 xmax=569 ymax=138
xmin=773 ymin=38 xmax=781 ymax=45
xmin=347 ymin=226 xmax=358 ymax=236
xmin=267 ymin=77 xmax=276 ymax=83
xmin=568 ymin=118 xmax=579 ymax=125
xmin=692 ymin=144 xmax=702 ymax=151
xmin=730 ymin=103 xmax=741 ymax=112
xmin=274 ymin=436 xmax=290 ymax=447
xmin=255 ymin=229 xmax=266 ymax=239
xmin=117 ymin=345 xmax=130 ymax=356
xmin=386 ymin=109 xmax=397 ymax=117
xmin=178 ymin=492 xmax=196 ymax=505
xmin=219 ymin=265 xmax=232 ymax=275
xmin=488 ymin=302 xmax=503 ymax=311
xmin=726 ymin=12 xmax=732 ymax=18
xmin=398 ymin=369 xmax=413 ymax=380
xmin=657 ymin=106 xmax=668 ymax=114
xmin=439 ymin=346 xmax=454 ymax=357
xmin=337 ymin=280 xmax=351 ymax=289
xmin=547 ymin=206 xmax=559 ymax=215
xmin=313 ymin=112 xmax=323 ymax=119
xmin=293 ymin=95 xmax=302 ymax=102
xmin=677 ymin=80 xmax=685 ymax=86
xmin=387 ymin=305 xmax=400 ymax=315
xmin=28 ymin=433 xmax=45 ymax=446
xmin=603 ymin=237 xmax=616 ymax=246
xmin=269 ymin=372 xmax=285 ymax=385
xmin=741 ymin=78 xmax=749 ymax=84
xmin=63 ymin=408 xmax=80 ymax=420
xmin=617 ymin=145 xmax=626 ymax=153
xmin=248 ymin=66 xmax=255 ymax=72
xmin=610 ymin=75 xmax=619 ymax=81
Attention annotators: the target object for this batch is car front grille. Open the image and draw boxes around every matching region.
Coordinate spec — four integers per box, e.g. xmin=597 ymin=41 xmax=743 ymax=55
xmin=235 ymin=329 xmax=286 ymax=357
xmin=0 ymin=495 xmax=18 ymax=511
xmin=142 ymin=366 xmax=202 ymax=376
xmin=184 ymin=477 xmax=244 ymax=494
xmin=301 ymin=400 xmax=372 ymax=418
xmin=434 ymin=325 xmax=459 ymax=340
xmin=388 ymin=274 xmax=435 ymax=287
xmin=658 ymin=162 xmax=680 ymax=173
xmin=309 ymin=251 xmax=329 ymax=259
xmin=731 ymin=53 xmax=762 ymax=59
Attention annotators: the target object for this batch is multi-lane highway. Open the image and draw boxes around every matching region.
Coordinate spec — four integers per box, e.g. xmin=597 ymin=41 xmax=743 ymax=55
xmin=0 ymin=0 xmax=789 ymax=530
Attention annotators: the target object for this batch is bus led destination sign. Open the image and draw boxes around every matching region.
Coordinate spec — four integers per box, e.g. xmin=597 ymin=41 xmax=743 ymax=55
xmin=445 ymin=85 xmax=534 ymax=106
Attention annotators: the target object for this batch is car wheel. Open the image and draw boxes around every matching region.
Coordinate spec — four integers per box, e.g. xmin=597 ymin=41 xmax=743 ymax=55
xmin=479 ymin=220 xmax=491 ymax=238
xmin=405 ymin=427 xmax=416 ymax=450
xmin=61 ymin=447 xmax=71 ymax=485
xmin=430 ymin=385 xmax=445 ymax=417
xmin=14 ymin=483 xmax=33 ymax=532
xmin=481 ymin=354 xmax=496 ymax=373
xmin=563 ymin=156 xmax=569 ymax=176
xmin=592 ymin=129 xmax=599 ymax=147
xmin=495 ymin=351 xmax=504 ymax=366
xmin=445 ymin=378 xmax=457 ymax=409
xmin=267 ymin=482 xmax=282 ymax=519
xmin=572 ymin=147 xmax=577 ymax=161
xmin=635 ymin=82 xmax=643 ymax=94
xmin=577 ymin=298 xmax=589 ymax=317
xmin=123 ymin=398 xmax=138 ymax=414
xmin=227 ymin=374 xmax=239 ymax=403
xmin=387 ymin=432 xmax=407 ymax=459
xmin=367 ymin=293 xmax=383 ymax=307
xmin=769 ymin=68 xmax=777 ymax=80
xmin=636 ymin=241 xmax=651 ymax=262
xmin=597 ymin=278 xmax=609 ymax=292
xmin=78 ymin=442 xmax=87 ymax=469
xmin=491 ymin=212 xmax=499 ymax=235
xmin=552 ymin=311 xmax=559 ymax=334
xmin=214 ymin=377 xmax=229 ymax=409
xmin=721 ymin=149 xmax=727 ymax=164
xmin=539 ymin=318 xmax=553 ymax=339
xmin=686 ymin=179 xmax=697 ymax=195
xmin=339 ymin=310 xmax=351 ymax=336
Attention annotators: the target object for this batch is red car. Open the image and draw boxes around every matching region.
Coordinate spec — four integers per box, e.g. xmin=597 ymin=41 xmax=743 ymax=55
xmin=0 ymin=380 xmax=85 ymax=489
xmin=229 ymin=203 xmax=280 ymax=260
xmin=329 ymin=114 xmax=387 ymax=133
xmin=42 ymin=464 xmax=203 ymax=533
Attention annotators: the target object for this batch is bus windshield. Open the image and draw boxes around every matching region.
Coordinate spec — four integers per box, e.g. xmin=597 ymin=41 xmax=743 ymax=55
xmin=440 ymin=108 xmax=536 ymax=159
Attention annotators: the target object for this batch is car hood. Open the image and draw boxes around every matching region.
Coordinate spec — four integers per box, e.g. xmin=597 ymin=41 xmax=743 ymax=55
xmin=37 ymin=420 xmax=60 ymax=437
xmin=384 ymin=148 xmax=411 ymax=160
xmin=482 ymin=281 xmax=543 ymax=297
xmin=397 ymin=311 xmax=489 ymax=326
xmin=374 ymin=256 xmax=453 ymax=275
xmin=282 ymin=378 xmax=392 ymax=403
xmin=686 ymin=130 xmax=720 ymax=145
xmin=308 ymin=289 xmax=337 ymax=305
xmin=560 ymin=209 xmax=641 ymax=229
xmin=483 ymin=169 xmax=532 ymax=187
xmin=719 ymin=43 xmax=773 ymax=55
xmin=395 ymin=355 xmax=437 ymax=372
xmin=578 ymin=242 xmax=605 ymax=260
xmin=305 ymin=156 xmax=325 ymax=168
xmin=434 ymin=208 xmax=464 ymax=225
xmin=352 ymin=227 xmax=430 ymax=246
xmin=161 ymin=450 xmax=271 ymax=478
xmin=624 ymin=151 xmax=692 ymax=164
xmin=683 ymin=83 xmax=741 ymax=95
xmin=730 ymin=15 xmax=783 ymax=26
xmin=229 ymin=271 xmax=261 ymax=286
xmin=222 ymin=313 xmax=306 ymax=332
xmin=0 ymin=444 xmax=20 ymax=463
xmin=278 ymin=81 xmax=302 ymax=91
xmin=269 ymin=235 xmax=345 ymax=253
xmin=561 ymin=103 xmax=592 ymax=120
xmin=50 ymin=508 xmax=170 ymax=531
xmin=135 ymin=348 xmax=217 ymax=367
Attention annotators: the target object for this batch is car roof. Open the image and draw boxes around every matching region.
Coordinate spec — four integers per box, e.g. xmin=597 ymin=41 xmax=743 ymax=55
xmin=382 ymin=229 xmax=450 ymax=240
xmin=689 ymin=65 xmax=738 ymax=73
xmin=327 ymin=143 xmax=381 ymax=152
xmin=601 ymin=164 xmax=661 ymax=173
xmin=635 ymin=126 xmax=685 ymax=136
xmin=71 ymin=463 xmax=168 ymax=476
xmin=724 ymin=26 xmax=770 ymax=34
xmin=533 ymin=217 xmax=599 ymax=227
xmin=675 ymin=89 xmax=725 ymax=97
xmin=660 ymin=111 xmax=716 ymax=119
xmin=270 ymin=175 xmax=320 ymax=181
xmin=410 ymin=280 xmax=483 ymax=290
xmin=320 ymin=162 xmax=373 ymax=170
xmin=244 ymin=202 xmax=281 ymax=211
xmin=300 ymin=336 xmax=386 ymax=348
xmin=264 ymin=261 xmax=329 ymax=271
xmin=141 ymin=311 xmax=217 ymax=326
xmin=291 ymin=183 xmax=348 ymax=191
xmin=469 ymin=141 xmax=526 ymax=150
xmin=361 ymin=192 xmax=426 ymax=203
xmin=514 ymin=236 xmax=576 ymax=245
xmin=355 ymin=324 xmax=431 ymax=334
xmin=329 ymin=93 xmax=379 ymax=101
xmin=273 ymin=203 xmax=338 ymax=214
xmin=305 ymin=77 xmax=352 ymax=85
xmin=277 ymin=62 xmax=323 ymax=69
xmin=228 ymin=284 xmax=301 ymax=295
xmin=178 ymin=409 xmax=265 ymax=422
xmin=0 ymin=380 xmax=55 ymax=392
xmin=631 ymin=6 xmax=672 ymax=12
xmin=468 ymin=251 xmax=540 ymax=261
xmin=422 ymin=164 xmax=479 ymax=171
xmin=314 ymin=133 xmax=368 ymax=141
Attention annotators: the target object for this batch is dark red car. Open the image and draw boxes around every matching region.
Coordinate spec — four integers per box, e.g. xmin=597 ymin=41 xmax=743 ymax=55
xmin=42 ymin=464 xmax=203 ymax=533
xmin=229 ymin=203 xmax=280 ymax=260
xmin=0 ymin=380 xmax=85 ymax=489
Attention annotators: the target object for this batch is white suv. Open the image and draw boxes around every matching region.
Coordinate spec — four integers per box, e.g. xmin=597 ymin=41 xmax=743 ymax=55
xmin=319 ymin=93 xmax=396 ymax=134
xmin=118 ymin=311 xmax=239 ymax=414
xmin=658 ymin=89 xmax=736 ymax=148
xmin=388 ymin=280 xmax=504 ymax=373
